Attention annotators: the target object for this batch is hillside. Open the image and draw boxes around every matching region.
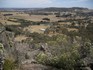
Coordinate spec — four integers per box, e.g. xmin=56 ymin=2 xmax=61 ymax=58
xmin=0 ymin=7 xmax=93 ymax=70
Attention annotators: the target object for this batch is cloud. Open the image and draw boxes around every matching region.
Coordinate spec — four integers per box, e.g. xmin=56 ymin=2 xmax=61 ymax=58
xmin=0 ymin=0 xmax=92 ymax=8
xmin=29 ymin=0 xmax=52 ymax=4
xmin=16 ymin=0 xmax=53 ymax=5
xmin=0 ymin=0 xmax=53 ymax=7
xmin=77 ymin=0 xmax=88 ymax=1
xmin=1 ymin=0 xmax=53 ymax=5
xmin=64 ymin=0 xmax=89 ymax=2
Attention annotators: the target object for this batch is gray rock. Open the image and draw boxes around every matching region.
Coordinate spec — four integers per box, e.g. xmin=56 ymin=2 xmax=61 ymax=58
xmin=21 ymin=64 xmax=59 ymax=70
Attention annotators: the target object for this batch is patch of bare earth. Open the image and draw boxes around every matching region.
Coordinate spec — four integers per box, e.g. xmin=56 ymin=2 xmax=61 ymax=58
xmin=24 ymin=25 xmax=50 ymax=33
xmin=14 ymin=35 xmax=28 ymax=42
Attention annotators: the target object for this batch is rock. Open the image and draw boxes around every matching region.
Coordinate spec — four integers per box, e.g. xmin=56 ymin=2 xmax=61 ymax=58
xmin=81 ymin=67 xmax=91 ymax=70
xmin=40 ymin=45 xmax=46 ymax=52
xmin=22 ymin=59 xmax=37 ymax=64
xmin=0 ymin=25 xmax=17 ymax=63
xmin=0 ymin=43 xmax=4 ymax=70
xmin=21 ymin=64 xmax=59 ymax=70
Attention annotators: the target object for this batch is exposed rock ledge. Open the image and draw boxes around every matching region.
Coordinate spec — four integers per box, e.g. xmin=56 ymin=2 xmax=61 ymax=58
xmin=21 ymin=64 xmax=60 ymax=70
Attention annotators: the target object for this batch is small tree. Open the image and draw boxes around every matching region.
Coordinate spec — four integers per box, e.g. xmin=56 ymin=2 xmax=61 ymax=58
xmin=42 ymin=18 xmax=50 ymax=21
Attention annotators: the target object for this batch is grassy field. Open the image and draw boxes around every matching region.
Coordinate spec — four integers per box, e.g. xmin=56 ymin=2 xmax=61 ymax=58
xmin=0 ymin=11 xmax=65 ymax=22
xmin=23 ymin=25 xmax=50 ymax=33
xmin=0 ymin=11 xmax=78 ymax=34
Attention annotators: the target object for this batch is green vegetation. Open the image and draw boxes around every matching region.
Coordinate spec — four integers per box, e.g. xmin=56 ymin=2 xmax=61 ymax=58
xmin=3 ymin=59 xmax=17 ymax=70
xmin=36 ymin=43 xmax=81 ymax=70
xmin=34 ymin=32 xmax=92 ymax=69
xmin=5 ymin=25 xmax=23 ymax=36
xmin=42 ymin=18 xmax=50 ymax=21
xmin=36 ymin=52 xmax=48 ymax=64
xmin=0 ymin=43 xmax=3 ymax=50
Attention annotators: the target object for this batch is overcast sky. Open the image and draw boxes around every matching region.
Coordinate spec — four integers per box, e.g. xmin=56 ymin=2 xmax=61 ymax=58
xmin=0 ymin=0 xmax=93 ymax=8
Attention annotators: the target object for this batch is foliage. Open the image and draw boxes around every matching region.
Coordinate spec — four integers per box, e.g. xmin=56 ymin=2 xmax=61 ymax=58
xmin=36 ymin=52 xmax=48 ymax=64
xmin=47 ymin=41 xmax=58 ymax=46
xmin=86 ymin=22 xmax=93 ymax=42
xmin=3 ymin=59 xmax=16 ymax=70
xmin=42 ymin=18 xmax=50 ymax=21
xmin=29 ymin=32 xmax=51 ymax=43
xmin=0 ymin=43 xmax=3 ymax=50
xmin=36 ymin=39 xmax=82 ymax=70
xmin=5 ymin=25 xmax=23 ymax=36
xmin=56 ymin=35 xmax=68 ymax=44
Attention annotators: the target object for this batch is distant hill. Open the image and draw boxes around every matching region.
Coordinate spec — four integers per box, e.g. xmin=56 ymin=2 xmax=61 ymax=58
xmin=37 ymin=7 xmax=88 ymax=12
xmin=0 ymin=8 xmax=41 ymax=11
xmin=0 ymin=7 xmax=89 ymax=12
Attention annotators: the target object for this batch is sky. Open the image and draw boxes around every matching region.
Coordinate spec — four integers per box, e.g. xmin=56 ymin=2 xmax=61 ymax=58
xmin=0 ymin=0 xmax=93 ymax=9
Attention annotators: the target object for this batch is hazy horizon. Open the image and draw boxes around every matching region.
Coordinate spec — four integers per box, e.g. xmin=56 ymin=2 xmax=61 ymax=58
xmin=0 ymin=0 xmax=93 ymax=9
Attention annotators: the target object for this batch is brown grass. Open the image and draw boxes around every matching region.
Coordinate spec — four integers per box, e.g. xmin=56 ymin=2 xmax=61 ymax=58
xmin=14 ymin=35 xmax=28 ymax=42
xmin=24 ymin=25 xmax=50 ymax=33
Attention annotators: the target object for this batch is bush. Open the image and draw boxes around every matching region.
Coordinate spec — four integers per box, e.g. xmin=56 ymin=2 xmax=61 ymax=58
xmin=36 ymin=52 xmax=48 ymax=64
xmin=0 ymin=43 xmax=3 ymax=50
xmin=36 ymin=41 xmax=81 ymax=70
xmin=3 ymin=59 xmax=16 ymax=70
xmin=47 ymin=41 xmax=58 ymax=46
xmin=5 ymin=25 xmax=23 ymax=36
xmin=42 ymin=18 xmax=50 ymax=21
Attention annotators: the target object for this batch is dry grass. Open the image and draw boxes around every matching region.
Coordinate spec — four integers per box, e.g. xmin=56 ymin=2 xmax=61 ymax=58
xmin=12 ymin=13 xmax=65 ymax=22
xmin=13 ymin=14 xmax=59 ymax=22
xmin=0 ymin=11 xmax=65 ymax=25
xmin=14 ymin=35 xmax=28 ymax=42
xmin=0 ymin=20 xmax=21 ymax=25
xmin=67 ymin=28 xmax=78 ymax=32
xmin=6 ymin=21 xmax=21 ymax=25
xmin=58 ymin=22 xmax=71 ymax=25
xmin=0 ymin=11 xmax=79 ymax=33
xmin=24 ymin=25 xmax=50 ymax=33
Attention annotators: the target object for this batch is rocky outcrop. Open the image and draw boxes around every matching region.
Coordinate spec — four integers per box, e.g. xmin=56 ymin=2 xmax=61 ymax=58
xmin=13 ymin=42 xmax=41 ymax=64
xmin=0 ymin=43 xmax=4 ymax=70
xmin=21 ymin=64 xmax=60 ymax=70
xmin=0 ymin=24 xmax=15 ymax=60
xmin=0 ymin=24 xmax=93 ymax=70
xmin=0 ymin=26 xmax=53 ymax=70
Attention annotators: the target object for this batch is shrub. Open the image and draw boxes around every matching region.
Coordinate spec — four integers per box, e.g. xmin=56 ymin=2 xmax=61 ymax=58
xmin=5 ymin=25 xmax=23 ymax=36
xmin=36 ymin=52 xmax=48 ymax=64
xmin=35 ymin=41 xmax=81 ymax=70
xmin=3 ymin=59 xmax=16 ymax=70
xmin=42 ymin=18 xmax=50 ymax=21
xmin=0 ymin=43 xmax=3 ymax=50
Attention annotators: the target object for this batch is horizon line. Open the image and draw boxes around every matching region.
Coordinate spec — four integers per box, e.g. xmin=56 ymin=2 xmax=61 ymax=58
xmin=0 ymin=6 xmax=92 ymax=9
